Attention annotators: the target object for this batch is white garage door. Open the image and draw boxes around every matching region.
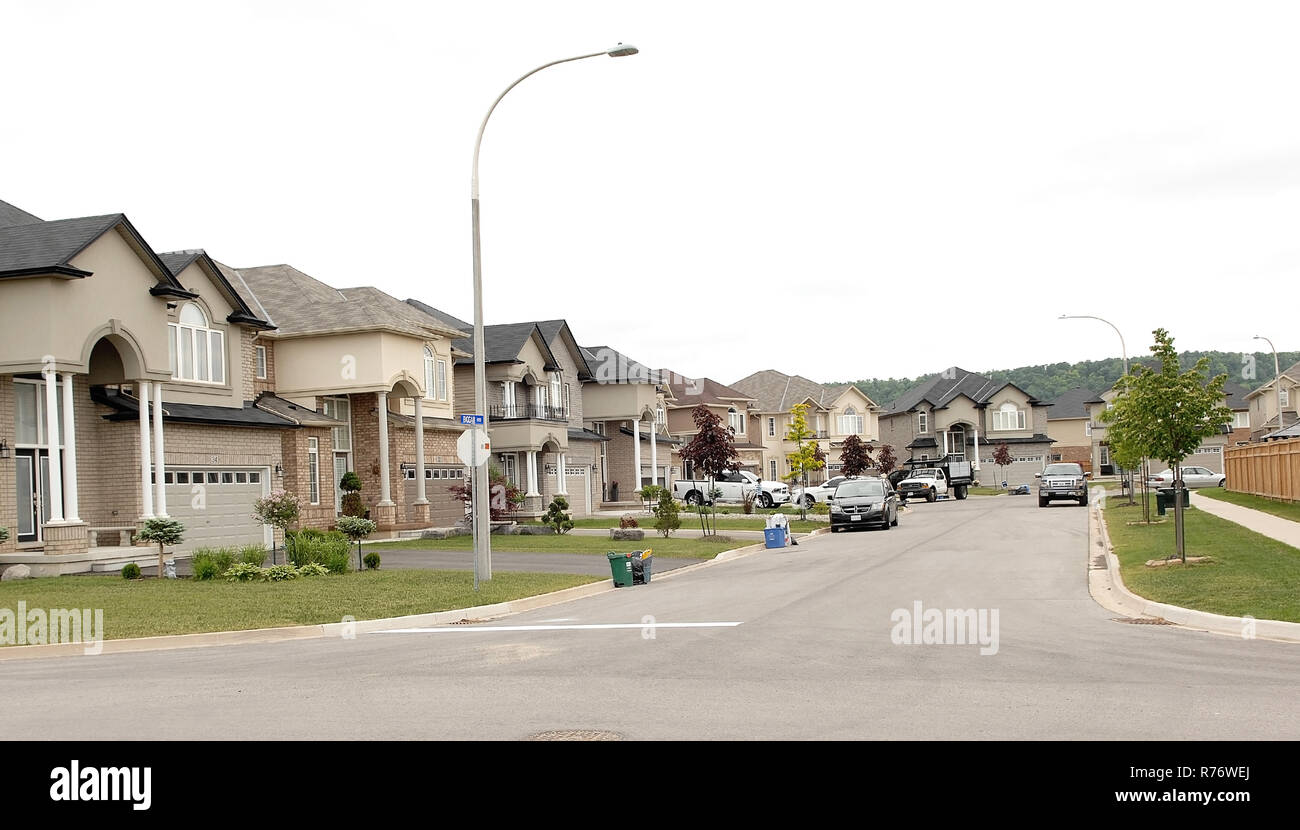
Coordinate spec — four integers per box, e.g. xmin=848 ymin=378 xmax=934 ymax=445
xmin=163 ymin=467 xmax=271 ymax=552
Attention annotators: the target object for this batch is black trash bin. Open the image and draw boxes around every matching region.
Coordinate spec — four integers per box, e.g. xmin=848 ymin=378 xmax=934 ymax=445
xmin=1156 ymin=489 xmax=1168 ymax=516
xmin=630 ymin=550 xmax=653 ymax=585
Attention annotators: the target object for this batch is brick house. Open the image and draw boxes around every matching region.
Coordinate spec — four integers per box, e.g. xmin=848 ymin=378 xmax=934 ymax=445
xmin=580 ymin=345 xmax=676 ymax=504
xmin=1045 ymin=386 xmax=1102 ymax=472
xmin=659 ymin=372 xmax=761 ymax=479
xmin=730 ymin=369 xmax=882 ymax=486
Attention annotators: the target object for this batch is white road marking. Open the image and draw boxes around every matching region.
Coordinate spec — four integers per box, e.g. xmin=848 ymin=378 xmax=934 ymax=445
xmin=380 ymin=622 xmax=744 ymax=634
xmin=537 ymin=618 xmax=576 ymax=623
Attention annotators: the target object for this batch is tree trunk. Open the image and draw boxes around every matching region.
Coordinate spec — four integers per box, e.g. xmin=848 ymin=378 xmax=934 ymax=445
xmin=1173 ymin=462 xmax=1186 ymax=563
xmin=157 ymin=543 xmax=165 ymax=579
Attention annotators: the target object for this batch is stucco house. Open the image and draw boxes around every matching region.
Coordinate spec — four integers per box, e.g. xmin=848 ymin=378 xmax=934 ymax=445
xmin=730 ymin=369 xmax=881 ymax=485
xmin=580 ymin=345 xmax=676 ymax=504
xmin=660 ymin=373 xmax=761 ymax=479
xmin=1245 ymin=362 xmax=1300 ymax=442
xmin=1045 ymin=387 xmax=1102 ymax=472
xmin=876 ymin=367 xmax=1054 ymax=488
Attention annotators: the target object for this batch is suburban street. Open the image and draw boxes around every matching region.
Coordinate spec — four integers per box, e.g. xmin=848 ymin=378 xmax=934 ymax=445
xmin=3 ymin=495 xmax=1297 ymax=741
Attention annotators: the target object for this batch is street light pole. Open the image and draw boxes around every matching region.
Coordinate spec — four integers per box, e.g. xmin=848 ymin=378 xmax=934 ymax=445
xmin=1059 ymin=314 xmax=1128 ymax=375
xmin=1254 ymin=335 xmax=1282 ymax=434
xmin=470 ymin=44 xmax=639 ymax=581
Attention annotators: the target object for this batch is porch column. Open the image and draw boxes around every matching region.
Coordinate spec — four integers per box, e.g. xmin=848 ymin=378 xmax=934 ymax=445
xmin=60 ymin=373 xmax=80 ymax=523
xmin=377 ymin=393 xmax=394 ymax=506
xmin=152 ymin=382 xmax=167 ymax=517
xmin=526 ymin=450 xmax=540 ymax=497
xmin=413 ymin=396 xmax=428 ymax=505
xmin=941 ymin=430 xmax=949 ymax=457
xmin=557 ymin=452 xmax=568 ymax=495
xmin=43 ymin=367 xmax=65 ymax=523
xmin=972 ymin=429 xmax=980 ymax=471
xmin=138 ymin=381 xmax=154 ymax=518
xmin=650 ymin=423 xmax=659 ymax=486
xmin=632 ymin=417 xmax=642 ymax=494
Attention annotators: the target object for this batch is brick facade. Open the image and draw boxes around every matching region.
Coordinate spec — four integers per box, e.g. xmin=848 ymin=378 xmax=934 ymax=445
xmin=250 ymin=334 xmax=276 ymax=398
xmin=280 ymin=426 xmax=335 ymax=529
xmin=0 ymin=377 xmax=15 ymax=554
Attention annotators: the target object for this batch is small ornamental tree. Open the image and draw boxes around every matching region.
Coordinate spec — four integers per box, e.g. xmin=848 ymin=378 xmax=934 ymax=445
xmin=253 ymin=489 xmax=300 ymax=566
xmin=839 ymin=434 xmax=873 ymax=477
xmin=638 ymin=484 xmax=665 ymax=513
xmin=678 ymin=404 xmax=740 ymax=535
xmin=137 ymin=517 xmax=184 ymax=578
xmin=0 ymin=526 xmax=8 ymax=543
xmin=1106 ymin=431 xmax=1146 ymax=513
xmin=652 ymin=490 xmax=681 ymax=537
xmin=336 ymin=515 xmax=377 ymax=571
xmin=876 ymin=444 xmax=898 ymax=476
xmin=992 ymin=443 xmax=1014 ymax=487
xmin=543 ymin=496 xmax=575 ymax=535
xmin=339 ymin=471 xmax=365 ymax=518
xmin=448 ymin=464 xmax=524 ymax=521
xmin=785 ymin=403 xmax=825 ymax=520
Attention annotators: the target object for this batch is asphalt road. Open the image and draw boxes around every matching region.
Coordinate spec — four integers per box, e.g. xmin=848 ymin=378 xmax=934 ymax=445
xmin=5 ymin=495 xmax=1299 ymax=739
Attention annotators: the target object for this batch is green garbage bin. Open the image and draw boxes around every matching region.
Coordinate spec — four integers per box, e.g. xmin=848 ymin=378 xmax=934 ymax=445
xmin=606 ymin=552 xmax=634 ymax=587
xmin=1156 ymin=490 xmax=1168 ymax=516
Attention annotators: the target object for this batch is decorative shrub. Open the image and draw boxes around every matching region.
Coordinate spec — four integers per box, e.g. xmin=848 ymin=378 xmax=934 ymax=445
xmin=239 ymin=545 xmax=267 ymax=567
xmin=363 ymin=552 xmax=381 ymax=570
xmin=297 ymin=562 xmax=330 ymax=577
xmin=811 ymin=502 xmax=830 ymax=515
xmin=638 ymin=485 xmax=665 ymax=512
xmin=287 ymin=530 xmax=350 ymax=568
xmin=121 ymin=562 xmax=141 ymax=580
xmin=336 ymin=516 xmax=377 ymax=541
xmin=191 ymin=555 xmax=221 ymax=581
xmin=339 ymin=471 xmax=366 ymax=518
xmin=262 ymin=564 xmax=299 ymax=582
xmin=543 ymin=496 xmax=574 ymax=535
xmin=324 ymin=550 xmax=350 ymax=575
xmin=652 ymin=491 xmax=681 ymax=537
xmin=619 ymin=514 xmax=640 ymax=529
xmin=741 ymin=491 xmax=756 ymax=515
xmin=0 ymin=526 xmax=8 ymax=543
xmin=223 ymin=562 xmax=264 ymax=582
xmin=138 ymin=517 xmax=185 ymax=579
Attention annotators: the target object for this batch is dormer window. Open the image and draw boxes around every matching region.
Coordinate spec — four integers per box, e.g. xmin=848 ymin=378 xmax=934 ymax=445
xmin=993 ymin=402 xmax=1026 ymax=431
xmin=169 ymin=302 xmax=224 ymax=384
xmin=728 ymin=407 xmax=744 ymax=434
xmin=839 ymin=405 xmax=864 ymax=435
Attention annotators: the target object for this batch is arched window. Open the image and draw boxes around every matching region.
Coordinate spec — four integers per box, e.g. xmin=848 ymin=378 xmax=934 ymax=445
xmin=422 ymin=345 xmax=449 ymax=401
xmin=993 ymin=401 xmax=1026 ymax=431
xmin=424 ymin=346 xmax=435 ymax=398
xmin=728 ymin=407 xmax=744 ymax=435
xmin=838 ymin=405 xmax=864 ymax=435
xmin=169 ymin=302 xmax=225 ymax=384
xmin=656 ymin=405 xmax=666 ymax=427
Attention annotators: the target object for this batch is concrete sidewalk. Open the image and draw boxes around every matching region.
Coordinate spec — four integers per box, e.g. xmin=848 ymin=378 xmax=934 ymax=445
xmin=1190 ymin=491 xmax=1300 ymax=548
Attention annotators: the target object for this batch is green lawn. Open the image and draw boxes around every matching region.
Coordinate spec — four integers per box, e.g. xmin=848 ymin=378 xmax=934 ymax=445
xmin=967 ymin=487 xmax=1006 ymax=496
xmin=1103 ymin=497 xmax=1300 ymax=622
xmin=564 ymin=516 xmax=824 ymax=532
xmin=368 ymin=533 xmax=748 ymax=559
xmin=0 ymin=570 xmax=599 ymax=643
xmin=1198 ymin=488 xmax=1300 ymax=523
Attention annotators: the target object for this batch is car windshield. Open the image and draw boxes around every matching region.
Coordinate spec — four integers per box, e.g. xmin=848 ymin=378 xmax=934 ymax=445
xmin=1042 ymin=464 xmax=1083 ymax=476
xmin=838 ymin=480 xmax=886 ymax=498
xmin=909 ymin=469 xmax=937 ymax=478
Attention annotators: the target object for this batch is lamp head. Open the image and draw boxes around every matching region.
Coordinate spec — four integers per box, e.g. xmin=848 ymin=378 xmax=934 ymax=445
xmin=607 ymin=43 xmax=639 ymax=57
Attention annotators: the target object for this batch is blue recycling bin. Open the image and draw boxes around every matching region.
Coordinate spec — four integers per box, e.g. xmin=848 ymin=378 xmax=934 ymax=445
xmin=764 ymin=527 xmax=788 ymax=549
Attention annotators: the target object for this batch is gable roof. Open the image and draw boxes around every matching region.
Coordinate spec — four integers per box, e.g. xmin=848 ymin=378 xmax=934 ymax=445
xmin=0 ymin=199 xmax=42 ymax=228
xmin=883 ymin=367 xmax=1041 ymax=415
xmin=535 ymin=319 xmax=593 ymax=380
xmin=662 ymin=370 xmax=755 ymax=408
xmin=1246 ymin=362 xmax=1300 ymax=399
xmin=731 ymin=369 xmax=876 ymax=413
xmin=1045 ymin=386 xmax=1102 ymax=420
xmin=233 ymin=265 xmax=464 ymax=341
xmin=1222 ymin=379 xmax=1251 ymax=411
xmin=582 ymin=345 xmax=666 ymax=386
xmin=159 ymin=249 xmax=274 ymax=329
xmin=404 ymin=300 xmax=573 ymax=370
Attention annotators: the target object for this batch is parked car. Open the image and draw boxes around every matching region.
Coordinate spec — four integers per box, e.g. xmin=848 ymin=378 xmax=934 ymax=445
xmin=671 ymin=469 xmax=790 ymax=506
xmin=830 ymin=477 xmax=899 ymax=531
xmin=896 ymin=467 xmax=948 ymax=502
xmin=1037 ymin=462 xmax=1090 ymax=507
xmin=736 ymin=470 xmax=791 ymax=507
xmin=1146 ymin=466 xmax=1225 ymax=489
xmin=793 ymin=475 xmax=860 ymax=508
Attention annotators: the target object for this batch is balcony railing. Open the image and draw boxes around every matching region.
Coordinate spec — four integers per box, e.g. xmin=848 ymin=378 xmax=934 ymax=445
xmin=490 ymin=403 xmax=568 ymax=422
xmin=816 ymin=430 xmax=829 ymax=439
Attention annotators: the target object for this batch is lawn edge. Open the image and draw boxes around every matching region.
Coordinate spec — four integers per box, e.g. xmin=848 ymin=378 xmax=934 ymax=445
xmin=1089 ymin=498 xmax=1300 ymax=644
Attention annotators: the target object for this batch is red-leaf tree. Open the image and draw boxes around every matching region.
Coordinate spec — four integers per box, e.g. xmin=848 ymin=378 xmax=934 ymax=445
xmin=678 ymin=404 xmax=740 ymax=535
xmin=876 ymin=444 xmax=898 ymax=475
xmin=449 ymin=464 xmax=525 ymax=522
xmin=992 ymin=443 xmax=1014 ymax=487
xmin=839 ymin=435 xmax=873 ymax=477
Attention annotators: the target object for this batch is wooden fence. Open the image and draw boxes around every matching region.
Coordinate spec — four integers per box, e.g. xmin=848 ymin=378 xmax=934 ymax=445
xmin=1224 ymin=438 xmax=1300 ymax=501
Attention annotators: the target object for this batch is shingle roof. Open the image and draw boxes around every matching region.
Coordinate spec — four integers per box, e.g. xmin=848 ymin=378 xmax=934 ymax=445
xmin=730 ymin=369 xmax=871 ymax=412
xmin=92 ymin=386 xmax=299 ymax=428
xmin=253 ymin=393 xmax=344 ymax=427
xmin=158 ymin=250 xmax=273 ymax=329
xmin=1222 ymin=379 xmax=1251 ymax=411
xmin=0 ymin=213 xmax=121 ymax=277
xmin=0 ymin=199 xmax=42 ymax=228
xmin=234 ymin=265 xmax=465 ymax=340
xmin=582 ymin=345 xmax=664 ymax=385
xmin=1046 ymin=386 xmax=1101 ymax=420
xmin=535 ymin=319 xmax=592 ymax=380
xmin=884 ymin=367 xmax=1036 ymax=414
xmin=661 ymin=370 xmax=755 ymax=408
xmin=405 ymin=300 xmax=572 ymax=370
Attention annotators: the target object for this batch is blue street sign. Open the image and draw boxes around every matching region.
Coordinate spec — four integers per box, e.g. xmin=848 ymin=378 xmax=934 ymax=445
xmin=460 ymin=414 xmax=485 ymax=425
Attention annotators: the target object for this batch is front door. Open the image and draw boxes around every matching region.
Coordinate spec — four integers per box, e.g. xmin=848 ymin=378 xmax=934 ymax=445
xmin=333 ymin=454 xmax=349 ymax=513
xmin=15 ymin=449 xmax=52 ymax=543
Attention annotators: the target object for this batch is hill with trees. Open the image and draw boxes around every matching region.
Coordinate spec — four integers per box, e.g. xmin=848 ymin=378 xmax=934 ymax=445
xmin=846 ymin=350 xmax=1299 ymax=407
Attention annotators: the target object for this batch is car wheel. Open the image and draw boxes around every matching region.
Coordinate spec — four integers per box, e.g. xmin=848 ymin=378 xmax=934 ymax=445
xmin=1038 ymin=496 xmax=1049 ymax=507
xmin=881 ymin=516 xmax=892 ymax=530
xmin=759 ymin=493 xmax=773 ymax=508
xmin=685 ymin=492 xmax=701 ymax=506
xmin=926 ymin=489 xmax=936 ymax=503
xmin=1218 ymin=479 xmax=1226 ymax=487
xmin=1079 ymin=495 xmax=1089 ymax=506
xmin=801 ymin=494 xmax=815 ymax=509
xmin=891 ymin=512 xmax=899 ymax=527
xmin=830 ymin=525 xmax=840 ymax=533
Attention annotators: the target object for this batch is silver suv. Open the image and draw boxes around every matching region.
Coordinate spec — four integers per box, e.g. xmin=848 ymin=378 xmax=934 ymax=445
xmin=1037 ymin=462 xmax=1090 ymax=507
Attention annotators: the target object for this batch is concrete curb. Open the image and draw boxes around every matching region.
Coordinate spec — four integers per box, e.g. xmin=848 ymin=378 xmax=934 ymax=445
xmin=1088 ymin=499 xmax=1300 ymax=644
xmin=0 ymin=533 xmax=808 ymax=662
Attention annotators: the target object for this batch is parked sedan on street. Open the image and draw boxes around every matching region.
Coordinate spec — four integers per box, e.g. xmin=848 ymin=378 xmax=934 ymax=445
xmin=1146 ymin=466 xmax=1226 ymax=489
xmin=793 ymin=475 xmax=860 ymax=508
xmin=829 ymin=477 xmax=899 ymax=532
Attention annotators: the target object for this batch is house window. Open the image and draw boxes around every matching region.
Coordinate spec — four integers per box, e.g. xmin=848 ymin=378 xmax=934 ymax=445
xmin=767 ymin=417 xmax=776 ymax=437
xmin=14 ymin=379 xmax=64 ymax=446
xmin=502 ymin=381 xmax=517 ymax=417
xmin=565 ymin=384 xmax=572 ymax=416
xmin=437 ymin=359 xmax=448 ymax=401
xmin=993 ymin=402 xmax=1026 ymax=431
xmin=551 ymin=373 xmax=563 ymax=412
xmin=838 ymin=406 xmax=864 ymax=435
xmin=424 ymin=346 xmax=436 ymax=399
xmin=656 ymin=405 xmax=666 ymax=427
xmin=255 ymin=345 xmax=267 ymax=379
xmin=321 ymin=396 xmax=351 ymax=453
xmin=1099 ymin=446 xmax=1110 ymax=467
xmin=917 ymin=412 xmax=928 ymax=434
xmin=1233 ymin=411 xmax=1250 ymax=429
xmin=536 ymin=382 xmax=548 ymax=411
xmin=1280 ymin=387 xmax=1290 ymax=408
xmin=769 ymin=459 xmax=778 ymax=480
xmin=169 ymin=303 xmax=225 ymax=384
xmin=1085 ymin=422 xmax=1093 ymax=437
xmin=307 ymin=437 xmax=320 ymax=505
xmin=728 ymin=407 xmax=743 ymax=435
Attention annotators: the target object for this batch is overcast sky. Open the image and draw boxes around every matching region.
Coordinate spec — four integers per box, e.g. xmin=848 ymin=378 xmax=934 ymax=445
xmin=5 ymin=1 xmax=1298 ymax=386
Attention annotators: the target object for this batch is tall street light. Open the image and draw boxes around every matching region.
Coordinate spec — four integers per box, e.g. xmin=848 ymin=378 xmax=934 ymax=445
xmin=1059 ymin=314 xmax=1128 ymax=375
xmin=1254 ymin=335 xmax=1282 ymax=434
xmin=470 ymin=44 xmax=639 ymax=582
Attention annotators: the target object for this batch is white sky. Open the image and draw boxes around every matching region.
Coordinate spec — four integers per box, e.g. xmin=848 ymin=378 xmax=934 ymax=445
xmin=4 ymin=1 xmax=1298 ymax=386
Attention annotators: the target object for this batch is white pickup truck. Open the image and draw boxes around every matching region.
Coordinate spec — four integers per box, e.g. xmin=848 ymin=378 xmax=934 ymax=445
xmin=672 ymin=470 xmax=790 ymax=507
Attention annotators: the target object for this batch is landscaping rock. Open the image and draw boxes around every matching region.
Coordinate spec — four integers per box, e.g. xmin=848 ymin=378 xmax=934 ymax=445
xmin=421 ymin=528 xmax=468 ymax=540
xmin=1145 ymin=555 xmax=1213 ymax=567
xmin=517 ymin=525 xmax=555 ymax=536
xmin=1 ymin=564 xmax=32 ymax=581
xmin=610 ymin=528 xmax=644 ymax=541
xmin=490 ymin=522 xmax=516 ymax=535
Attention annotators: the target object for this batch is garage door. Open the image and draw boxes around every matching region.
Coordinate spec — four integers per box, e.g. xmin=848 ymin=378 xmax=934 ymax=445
xmin=164 ymin=467 xmax=271 ymax=552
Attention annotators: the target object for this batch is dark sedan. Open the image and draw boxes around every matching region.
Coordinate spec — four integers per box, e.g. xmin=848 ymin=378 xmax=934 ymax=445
xmin=829 ymin=477 xmax=899 ymax=532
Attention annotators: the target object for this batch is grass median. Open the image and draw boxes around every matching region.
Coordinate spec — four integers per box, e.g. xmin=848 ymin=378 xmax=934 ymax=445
xmin=0 ymin=570 xmax=600 ymax=643
xmin=565 ymin=517 xmax=824 ymax=532
xmin=1197 ymin=488 xmax=1300 ymax=523
xmin=1102 ymin=496 xmax=1300 ymax=622
xmin=367 ymin=533 xmax=747 ymax=559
